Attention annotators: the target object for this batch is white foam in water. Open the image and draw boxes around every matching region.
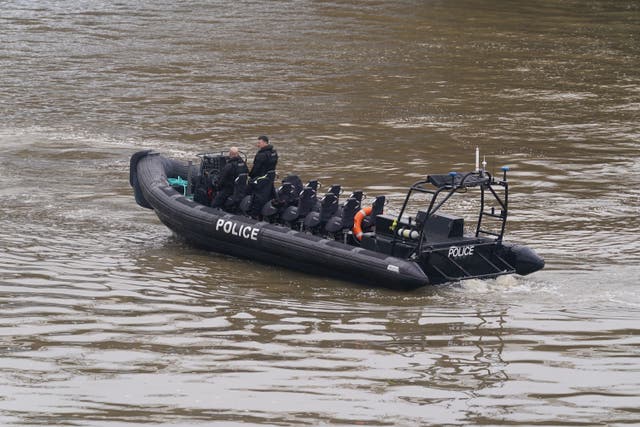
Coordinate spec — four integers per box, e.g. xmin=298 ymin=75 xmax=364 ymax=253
xmin=0 ymin=125 xmax=204 ymax=161
xmin=458 ymin=274 xmax=533 ymax=295
xmin=460 ymin=278 xmax=491 ymax=293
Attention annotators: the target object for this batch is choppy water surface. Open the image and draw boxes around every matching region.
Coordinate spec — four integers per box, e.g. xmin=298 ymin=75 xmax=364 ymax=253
xmin=1 ymin=1 xmax=639 ymax=425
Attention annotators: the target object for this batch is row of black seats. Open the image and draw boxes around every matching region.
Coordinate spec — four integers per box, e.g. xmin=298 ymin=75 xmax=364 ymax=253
xmin=217 ymin=171 xmax=385 ymax=238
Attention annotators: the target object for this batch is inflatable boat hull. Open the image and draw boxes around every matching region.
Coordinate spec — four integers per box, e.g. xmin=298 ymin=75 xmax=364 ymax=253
xmin=131 ymin=151 xmax=430 ymax=290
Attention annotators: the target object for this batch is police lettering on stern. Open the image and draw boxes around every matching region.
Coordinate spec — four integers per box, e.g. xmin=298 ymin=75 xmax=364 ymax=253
xmin=448 ymin=245 xmax=475 ymax=258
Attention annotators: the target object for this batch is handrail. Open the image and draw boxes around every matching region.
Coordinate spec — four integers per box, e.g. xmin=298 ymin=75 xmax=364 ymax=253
xmin=391 ymin=170 xmax=510 ymax=256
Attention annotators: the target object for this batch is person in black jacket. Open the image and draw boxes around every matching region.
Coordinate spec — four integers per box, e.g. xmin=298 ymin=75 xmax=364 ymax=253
xmin=211 ymin=147 xmax=249 ymax=209
xmin=249 ymin=135 xmax=278 ymax=179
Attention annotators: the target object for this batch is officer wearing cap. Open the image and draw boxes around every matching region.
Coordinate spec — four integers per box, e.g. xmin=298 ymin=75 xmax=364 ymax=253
xmin=249 ymin=135 xmax=278 ymax=179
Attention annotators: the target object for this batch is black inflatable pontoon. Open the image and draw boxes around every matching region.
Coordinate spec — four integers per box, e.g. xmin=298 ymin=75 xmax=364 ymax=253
xmin=130 ymin=150 xmax=544 ymax=290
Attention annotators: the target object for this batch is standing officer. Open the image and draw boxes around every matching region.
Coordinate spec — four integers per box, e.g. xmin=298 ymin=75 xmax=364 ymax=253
xmin=249 ymin=135 xmax=278 ymax=179
xmin=211 ymin=147 xmax=248 ymax=209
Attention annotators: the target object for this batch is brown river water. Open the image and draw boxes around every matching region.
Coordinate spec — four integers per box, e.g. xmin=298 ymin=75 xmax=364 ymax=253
xmin=1 ymin=1 xmax=639 ymax=425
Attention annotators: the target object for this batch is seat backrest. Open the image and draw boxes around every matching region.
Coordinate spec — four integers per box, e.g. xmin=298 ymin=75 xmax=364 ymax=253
xmin=249 ymin=170 xmax=276 ymax=216
xmin=360 ymin=195 xmax=385 ymax=231
xmin=306 ymin=180 xmax=319 ymax=192
xmin=340 ymin=197 xmax=360 ymax=228
xmin=328 ymin=184 xmax=341 ymax=197
xmin=283 ymin=174 xmax=303 ymax=199
xmin=370 ymin=195 xmax=385 ymax=218
xmin=275 ymin=182 xmax=296 ymax=207
xmin=319 ymin=193 xmax=339 ymax=222
xmin=297 ymin=187 xmax=317 ymax=218
xmin=349 ymin=190 xmax=364 ymax=204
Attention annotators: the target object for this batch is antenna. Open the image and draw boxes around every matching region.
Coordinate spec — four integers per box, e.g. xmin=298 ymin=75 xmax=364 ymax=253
xmin=475 ymin=147 xmax=480 ymax=172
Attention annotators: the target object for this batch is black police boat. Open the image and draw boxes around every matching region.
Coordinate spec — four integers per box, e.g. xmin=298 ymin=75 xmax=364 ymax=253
xmin=129 ymin=149 xmax=544 ymax=290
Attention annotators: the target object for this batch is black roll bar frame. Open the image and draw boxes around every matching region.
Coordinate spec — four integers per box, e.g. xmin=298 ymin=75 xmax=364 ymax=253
xmin=392 ymin=170 xmax=510 ymax=257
